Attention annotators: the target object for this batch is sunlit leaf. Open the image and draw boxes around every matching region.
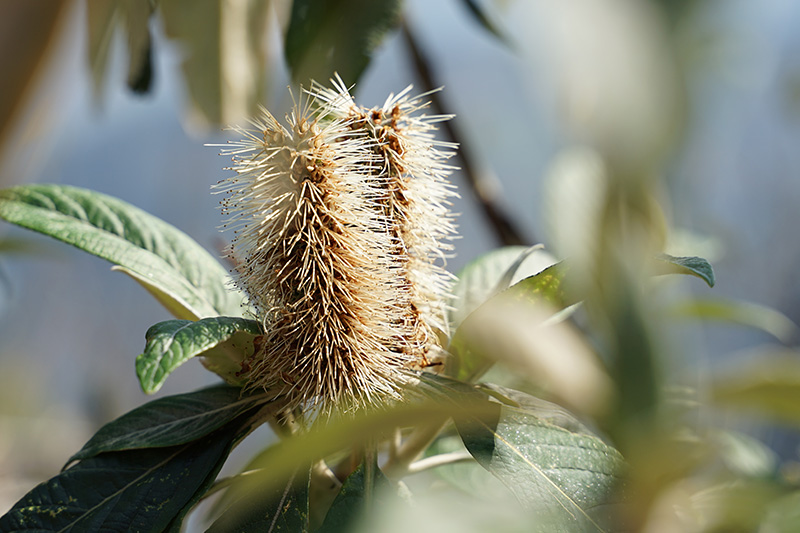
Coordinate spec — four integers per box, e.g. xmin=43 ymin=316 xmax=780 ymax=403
xmin=654 ymin=253 xmax=715 ymax=287
xmin=0 ymin=423 xmax=241 ymax=533
xmin=671 ymin=298 xmax=797 ymax=343
xmin=207 ymin=468 xmax=310 ymax=533
xmin=448 ymin=262 xmax=571 ymax=382
xmin=449 ymin=245 xmax=556 ymax=330
xmin=137 ymin=316 xmax=261 ymax=394
xmin=457 ymin=403 xmax=625 ymax=532
xmin=285 ymin=0 xmax=402 ymax=86
xmin=0 ymin=184 xmax=243 ymax=319
xmin=67 ymin=384 xmax=278 ymax=464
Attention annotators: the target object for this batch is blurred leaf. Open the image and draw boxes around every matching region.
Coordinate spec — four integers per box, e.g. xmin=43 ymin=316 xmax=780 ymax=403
xmin=0 ymin=422 xmax=243 ymax=533
xmin=459 ymin=0 xmax=511 ymax=46
xmin=653 ymin=253 xmax=715 ymax=287
xmin=86 ymin=0 xmax=156 ymax=97
xmin=208 ymin=468 xmax=310 ymax=533
xmin=449 ymin=245 xmax=556 ymax=330
xmin=671 ymin=298 xmax=797 ymax=343
xmin=713 ymin=355 xmax=800 ymax=425
xmin=0 ymin=184 xmax=243 ymax=319
xmin=137 ymin=316 xmax=261 ymax=394
xmin=285 ymin=0 xmax=402 ymax=86
xmin=68 ymin=384 xmax=277 ymax=464
xmin=448 ymin=262 xmax=572 ymax=382
xmin=714 ymin=430 xmax=778 ymax=479
xmin=318 ymin=460 xmax=393 ymax=533
xmin=762 ymin=491 xmax=800 ymax=533
xmin=456 ymin=402 xmax=625 ymax=532
xmin=160 ymin=0 xmax=271 ymax=128
xmin=221 ymin=392 xmax=496 ymax=508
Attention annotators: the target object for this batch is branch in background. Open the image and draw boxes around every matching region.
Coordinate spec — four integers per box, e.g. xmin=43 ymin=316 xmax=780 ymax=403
xmin=400 ymin=19 xmax=532 ymax=247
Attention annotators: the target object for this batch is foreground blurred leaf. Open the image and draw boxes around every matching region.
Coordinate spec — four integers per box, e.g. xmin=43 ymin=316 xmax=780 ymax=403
xmin=713 ymin=353 xmax=800 ymax=425
xmin=220 ymin=391 xmax=495 ymax=509
xmin=0 ymin=184 xmax=242 ymax=319
xmin=0 ymin=422 xmax=243 ymax=533
xmin=654 ymin=253 xmax=715 ymax=287
xmin=285 ymin=0 xmax=402 ymax=86
xmin=208 ymin=468 xmax=310 ymax=533
xmin=137 ymin=316 xmax=261 ymax=393
xmin=672 ymin=298 xmax=798 ymax=343
xmin=68 ymin=384 xmax=277 ymax=464
xmin=449 ymin=245 xmax=556 ymax=330
xmin=318 ymin=459 xmax=393 ymax=533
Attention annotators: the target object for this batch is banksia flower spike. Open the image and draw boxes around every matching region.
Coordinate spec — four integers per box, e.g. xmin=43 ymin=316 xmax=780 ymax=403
xmin=312 ymin=76 xmax=458 ymax=363
xmin=217 ymin=81 xmax=457 ymax=417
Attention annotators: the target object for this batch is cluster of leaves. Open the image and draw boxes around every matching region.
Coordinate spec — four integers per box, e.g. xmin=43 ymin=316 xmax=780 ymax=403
xmin=10 ymin=183 xmax=794 ymax=532
xmin=5 ymin=1 xmax=800 ymax=532
xmin=0 ymin=185 xmax=636 ymax=531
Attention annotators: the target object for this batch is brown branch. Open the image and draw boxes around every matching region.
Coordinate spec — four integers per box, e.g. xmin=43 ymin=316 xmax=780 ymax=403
xmin=400 ymin=19 xmax=532 ymax=247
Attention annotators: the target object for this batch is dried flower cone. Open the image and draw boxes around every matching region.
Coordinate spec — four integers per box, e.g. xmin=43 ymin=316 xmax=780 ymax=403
xmin=219 ymin=83 xmax=456 ymax=416
xmin=313 ymin=77 xmax=458 ymax=362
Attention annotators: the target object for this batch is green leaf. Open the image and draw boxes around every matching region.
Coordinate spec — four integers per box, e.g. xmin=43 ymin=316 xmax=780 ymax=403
xmin=137 ymin=316 xmax=261 ymax=394
xmin=712 ymin=353 xmax=800 ymax=425
xmin=284 ymin=0 xmax=402 ymax=86
xmin=159 ymin=0 xmax=272 ymax=127
xmin=654 ymin=253 xmax=715 ymax=287
xmin=449 ymin=245 xmax=556 ymax=330
xmin=459 ymin=0 xmax=512 ymax=46
xmin=671 ymin=298 xmax=798 ymax=343
xmin=457 ymin=403 xmax=625 ymax=532
xmin=448 ymin=262 xmax=571 ymax=382
xmin=68 ymin=384 xmax=278 ymax=464
xmin=317 ymin=460 xmax=393 ymax=533
xmin=207 ymin=467 xmax=310 ymax=533
xmin=0 ymin=184 xmax=242 ymax=320
xmin=0 ymin=424 xmax=241 ymax=533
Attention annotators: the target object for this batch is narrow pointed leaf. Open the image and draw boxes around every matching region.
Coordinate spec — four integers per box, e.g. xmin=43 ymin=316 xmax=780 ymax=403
xmin=0 ymin=184 xmax=243 ymax=319
xmin=460 ymin=0 xmax=512 ymax=46
xmin=207 ymin=468 xmax=310 ymax=533
xmin=68 ymin=385 xmax=278 ymax=464
xmin=137 ymin=316 xmax=261 ymax=394
xmin=671 ymin=298 xmax=797 ymax=343
xmin=713 ymin=354 xmax=800 ymax=425
xmin=0 ymin=425 xmax=241 ymax=533
xmin=285 ymin=0 xmax=402 ymax=86
xmin=654 ymin=253 xmax=715 ymax=287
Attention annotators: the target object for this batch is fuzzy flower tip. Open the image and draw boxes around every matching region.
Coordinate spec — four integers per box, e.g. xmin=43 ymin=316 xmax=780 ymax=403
xmin=217 ymin=80 xmax=457 ymax=416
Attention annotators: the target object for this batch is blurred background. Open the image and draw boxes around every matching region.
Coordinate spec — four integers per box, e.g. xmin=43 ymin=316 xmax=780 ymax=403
xmin=1 ymin=0 xmax=799 ymax=517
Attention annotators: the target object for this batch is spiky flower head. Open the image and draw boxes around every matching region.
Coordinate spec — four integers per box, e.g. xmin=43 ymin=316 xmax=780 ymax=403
xmin=217 ymin=81 xmax=457 ymax=417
